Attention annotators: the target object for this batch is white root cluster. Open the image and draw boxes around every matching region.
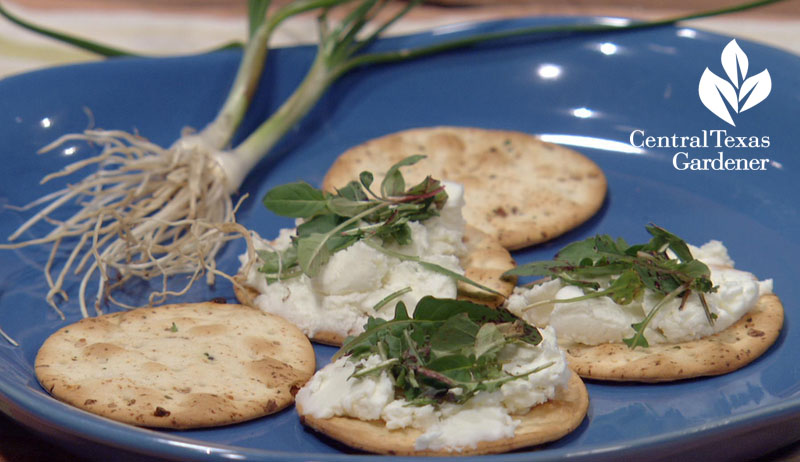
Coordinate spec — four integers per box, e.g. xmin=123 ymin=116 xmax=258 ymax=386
xmin=1 ymin=129 xmax=256 ymax=318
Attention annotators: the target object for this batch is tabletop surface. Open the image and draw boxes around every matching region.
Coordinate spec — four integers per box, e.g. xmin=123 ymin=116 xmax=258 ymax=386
xmin=1 ymin=1 xmax=799 ymax=461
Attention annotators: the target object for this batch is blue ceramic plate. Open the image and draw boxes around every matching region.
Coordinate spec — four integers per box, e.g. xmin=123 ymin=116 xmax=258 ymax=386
xmin=0 ymin=17 xmax=798 ymax=462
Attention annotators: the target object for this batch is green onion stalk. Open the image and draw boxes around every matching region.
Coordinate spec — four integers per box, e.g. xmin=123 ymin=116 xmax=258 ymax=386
xmin=0 ymin=0 xmax=785 ymax=343
xmin=0 ymin=0 xmax=354 ymax=324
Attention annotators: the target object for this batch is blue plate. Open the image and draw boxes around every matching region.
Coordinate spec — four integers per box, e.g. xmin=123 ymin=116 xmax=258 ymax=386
xmin=0 ymin=16 xmax=798 ymax=462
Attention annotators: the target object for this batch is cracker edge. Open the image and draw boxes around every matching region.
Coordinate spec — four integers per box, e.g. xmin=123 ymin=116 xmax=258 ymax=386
xmin=296 ymin=371 xmax=588 ymax=456
xmin=564 ymin=294 xmax=784 ymax=382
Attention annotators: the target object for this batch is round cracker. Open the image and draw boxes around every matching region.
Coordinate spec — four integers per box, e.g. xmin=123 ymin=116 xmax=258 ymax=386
xmin=458 ymin=224 xmax=517 ymax=307
xmin=322 ymin=127 xmax=607 ymax=250
xmin=234 ymin=225 xmax=516 ymax=346
xmin=564 ymin=294 xmax=784 ymax=382
xmin=297 ymin=371 xmax=588 ymax=456
xmin=35 ymin=302 xmax=315 ymax=429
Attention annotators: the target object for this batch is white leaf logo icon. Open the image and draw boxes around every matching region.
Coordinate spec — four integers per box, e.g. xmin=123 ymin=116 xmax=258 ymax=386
xmin=740 ymin=69 xmax=771 ymax=112
xmin=699 ymin=68 xmax=737 ymax=125
xmin=698 ymin=39 xmax=770 ymax=126
xmin=721 ymin=39 xmax=748 ymax=88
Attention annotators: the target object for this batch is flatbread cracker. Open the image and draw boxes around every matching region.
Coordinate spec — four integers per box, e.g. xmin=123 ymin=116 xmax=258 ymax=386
xmin=35 ymin=302 xmax=315 ymax=429
xmin=564 ymin=294 xmax=784 ymax=382
xmin=234 ymin=225 xmax=516 ymax=346
xmin=297 ymin=371 xmax=588 ymax=456
xmin=323 ymin=127 xmax=607 ymax=250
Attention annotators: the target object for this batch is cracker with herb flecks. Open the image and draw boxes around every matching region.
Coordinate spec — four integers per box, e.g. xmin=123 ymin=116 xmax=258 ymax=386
xmin=35 ymin=302 xmax=315 ymax=429
xmin=297 ymin=372 xmax=588 ymax=456
xmin=295 ymin=296 xmax=588 ymax=455
xmin=503 ymin=226 xmax=784 ymax=382
xmin=322 ymin=127 xmax=607 ymax=250
xmin=234 ymin=224 xmax=517 ymax=346
xmin=563 ymin=294 xmax=783 ymax=382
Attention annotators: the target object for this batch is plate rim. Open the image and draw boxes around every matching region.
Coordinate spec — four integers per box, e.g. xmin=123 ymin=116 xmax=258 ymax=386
xmin=1 ymin=15 xmax=799 ymax=462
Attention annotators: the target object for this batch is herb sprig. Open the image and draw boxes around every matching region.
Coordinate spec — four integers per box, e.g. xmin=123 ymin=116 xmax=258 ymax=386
xmin=335 ymin=296 xmax=546 ymax=406
xmin=259 ymin=155 xmax=444 ymax=278
xmin=503 ymin=225 xmax=717 ymax=349
xmin=257 ymin=156 xmax=502 ymax=297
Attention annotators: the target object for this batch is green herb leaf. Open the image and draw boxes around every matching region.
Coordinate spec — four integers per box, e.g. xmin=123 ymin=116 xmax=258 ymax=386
xmin=604 ymin=269 xmax=643 ymax=305
xmin=336 ymin=296 xmax=546 ymax=405
xmin=360 ymin=171 xmax=374 ymax=191
xmin=296 ymin=233 xmax=332 ymax=277
xmin=372 ymin=287 xmax=413 ymax=312
xmin=336 ymin=180 xmax=369 ymax=202
xmin=381 ymin=169 xmax=405 ymax=197
xmin=414 ymin=296 xmax=500 ymax=322
xmin=623 ymin=320 xmax=650 ymax=349
xmin=394 ymin=301 xmax=411 ymax=320
xmin=505 ymin=224 xmax=717 ymax=349
xmin=380 ymin=154 xmax=426 ymax=197
xmin=296 ymin=213 xmax=340 ymax=237
xmin=424 ymin=355 xmax=473 ymax=384
xmin=257 ymin=247 xmax=297 ymax=273
xmin=259 ymin=157 xmax=497 ymax=297
xmin=430 ymin=313 xmax=481 ymax=356
xmin=474 ymin=323 xmax=506 ymax=359
xmin=642 ymin=224 xmax=694 ymax=261
xmin=496 ymin=320 xmax=542 ymax=347
xmin=405 ymin=175 xmax=448 ymax=210
xmin=327 ymin=197 xmax=375 ymax=217
xmin=556 ymin=237 xmax=605 ymax=264
xmin=262 ymin=181 xmax=327 ymax=217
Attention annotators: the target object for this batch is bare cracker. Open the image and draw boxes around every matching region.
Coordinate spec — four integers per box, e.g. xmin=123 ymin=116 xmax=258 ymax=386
xmin=234 ymin=224 xmax=516 ymax=346
xmin=35 ymin=302 xmax=315 ymax=428
xmin=564 ymin=294 xmax=784 ymax=382
xmin=297 ymin=372 xmax=588 ymax=456
xmin=322 ymin=127 xmax=607 ymax=250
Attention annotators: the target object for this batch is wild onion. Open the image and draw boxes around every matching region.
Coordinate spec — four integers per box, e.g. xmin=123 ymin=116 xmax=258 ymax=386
xmin=0 ymin=0 xmax=354 ymax=319
xmin=0 ymin=0 xmax=784 ymax=332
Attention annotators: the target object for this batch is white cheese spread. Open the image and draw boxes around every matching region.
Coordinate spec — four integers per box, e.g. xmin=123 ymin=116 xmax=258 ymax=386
xmin=505 ymin=240 xmax=773 ymax=346
xmin=238 ymin=182 xmax=468 ymax=339
xmin=295 ymin=326 xmax=570 ymax=452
